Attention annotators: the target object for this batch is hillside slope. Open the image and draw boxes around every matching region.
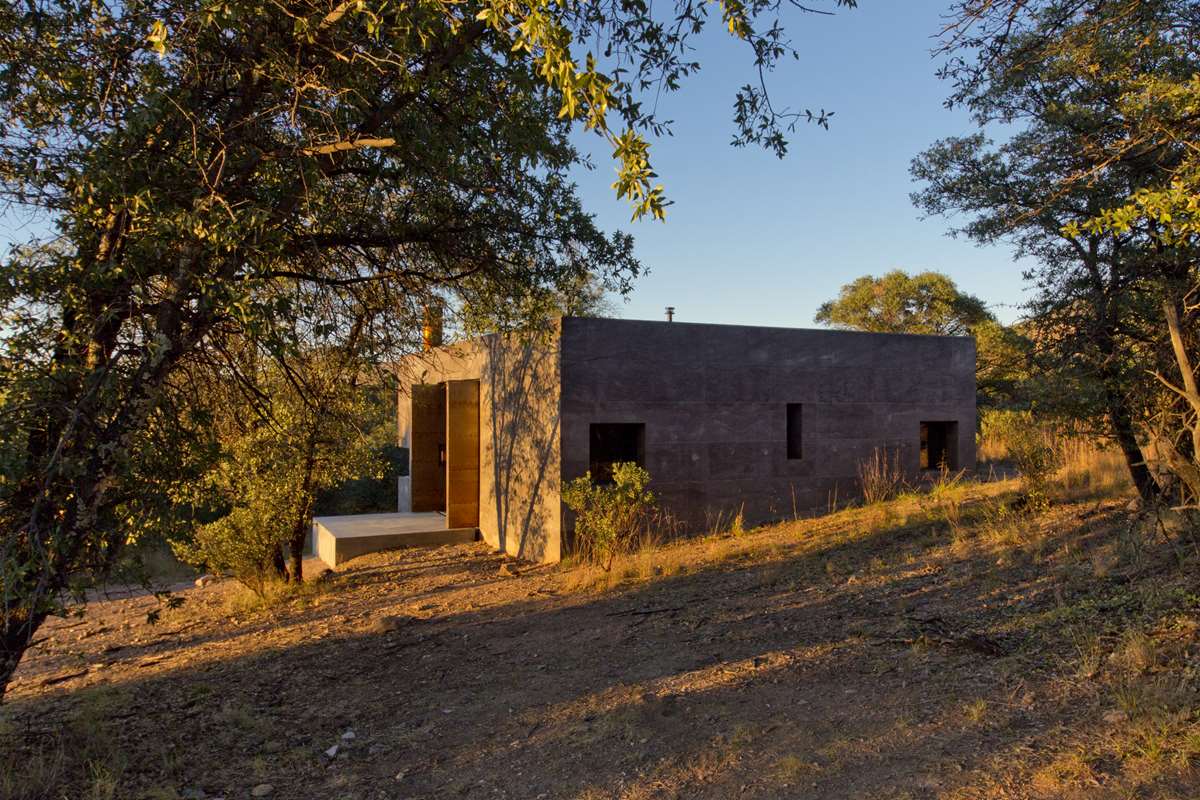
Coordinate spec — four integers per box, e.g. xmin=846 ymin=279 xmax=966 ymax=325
xmin=5 ymin=479 xmax=1199 ymax=799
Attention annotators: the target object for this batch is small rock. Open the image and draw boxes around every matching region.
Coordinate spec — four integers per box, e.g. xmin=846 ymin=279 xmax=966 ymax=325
xmin=1126 ymin=497 xmax=1142 ymax=512
xmin=394 ymin=768 xmax=409 ymax=782
xmin=324 ymin=744 xmax=339 ymax=759
xmin=341 ymin=730 xmax=356 ymax=741
xmin=498 ymin=562 xmax=518 ymax=577
xmin=195 ymin=574 xmax=216 ymax=588
xmin=250 ymin=785 xmax=274 ymax=798
xmin=1103 ymin=709 xmax=1129 ymax=724
xmin=261 ymin=741 xmax=283 ymax=754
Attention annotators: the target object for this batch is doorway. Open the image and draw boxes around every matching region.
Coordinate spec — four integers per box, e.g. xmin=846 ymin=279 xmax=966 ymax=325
xmin=920 ymin=421 xmax=959 ymax=471
xmin=411 ymin=380 xmax=480 ymax=528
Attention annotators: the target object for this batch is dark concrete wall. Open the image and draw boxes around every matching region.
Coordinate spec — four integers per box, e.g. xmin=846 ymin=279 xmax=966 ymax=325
xmin=559 ymin=317 xmax=976 ymax=534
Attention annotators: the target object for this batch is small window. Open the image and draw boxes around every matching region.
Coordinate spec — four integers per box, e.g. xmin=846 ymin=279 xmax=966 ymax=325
xmin=589 ymin=423 xmax=645 ymax=483
xmin=786 ymin=403 xmax=803 ymax=460
xmin=920 ymin=421 xmax=958 ymax=470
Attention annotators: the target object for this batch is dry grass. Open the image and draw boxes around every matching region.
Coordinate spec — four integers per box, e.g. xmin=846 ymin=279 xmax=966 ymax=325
xmin=555 ymin=454 xmax=1200 ymax=798
xmin=857 ymin=447 xmax=906 ymax=504
xmin=1054 ymin=438 xmax=1131 ymax=502
xmin=0 ymin=685 xmax=152 ymax=800
xmin=563 ymin=474 xmax=1003 ymax=594
xmin=979 ymin=422 xmax=1131 ymax=503
xmin=221 ymin=574 xmax=333 ymax=616
xmin=976 ymin=431 xmax=1010 ymax=464
xmin=17 ymin=447 xmax=1200 ymax=800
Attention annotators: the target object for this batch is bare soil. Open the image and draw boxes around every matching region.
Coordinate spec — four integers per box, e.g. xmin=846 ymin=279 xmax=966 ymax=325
xmin=5 ymin=483 xmax=1200 ymax=799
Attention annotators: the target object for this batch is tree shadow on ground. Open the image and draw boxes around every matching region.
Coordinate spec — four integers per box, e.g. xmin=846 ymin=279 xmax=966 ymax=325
xmin=5 ymin=499 xmax=1193 ymax=799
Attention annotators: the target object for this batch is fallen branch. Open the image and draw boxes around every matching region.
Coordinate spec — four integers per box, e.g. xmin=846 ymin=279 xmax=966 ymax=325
xmin=156 ymin=621 xmax=202 ymax=638
xmin=41 ymin=669 xmax=88 ymax=686
xmin=605 ymin=606 xmax=684 ymax=618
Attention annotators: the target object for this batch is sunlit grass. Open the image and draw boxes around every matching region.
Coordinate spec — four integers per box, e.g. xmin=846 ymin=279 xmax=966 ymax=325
xmin=222 ymin=575 xmax=333 ymax=616
xmin=560 ymin=474 xmax=1016 ymax=594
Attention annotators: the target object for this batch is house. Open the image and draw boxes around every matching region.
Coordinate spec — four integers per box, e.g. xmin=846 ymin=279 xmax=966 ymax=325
xmin=387 ymin=316 xmax=976 ymax=564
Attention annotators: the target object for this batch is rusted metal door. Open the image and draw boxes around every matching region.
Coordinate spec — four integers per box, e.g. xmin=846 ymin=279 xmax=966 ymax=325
xmin=410 ymin=383 xmax=446 ymax=512
xmin=445 ymin=379 xmax=480 ymax=528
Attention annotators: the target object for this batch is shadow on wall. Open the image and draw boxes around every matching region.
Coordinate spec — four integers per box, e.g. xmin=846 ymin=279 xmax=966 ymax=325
xmin=484 ymin=334 xmax=561 ymax=561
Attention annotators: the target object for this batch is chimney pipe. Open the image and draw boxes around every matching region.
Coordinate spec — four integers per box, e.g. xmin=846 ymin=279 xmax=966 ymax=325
xmin=422 ymin=303 xmax=443 ymax=351
xmin=665 ymin=306 xmax=675 ymax=322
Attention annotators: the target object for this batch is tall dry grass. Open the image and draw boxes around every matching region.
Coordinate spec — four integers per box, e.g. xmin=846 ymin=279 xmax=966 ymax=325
xmin=1055 ymin=437 xmax=1132 ymax=501
xmin=857 ymin=447 xmax=906 ymax=504
xmin=978 ymin=412 xmax=1131 ymax=502
xmin=976 ymin=431 xmax=1010 ymax=465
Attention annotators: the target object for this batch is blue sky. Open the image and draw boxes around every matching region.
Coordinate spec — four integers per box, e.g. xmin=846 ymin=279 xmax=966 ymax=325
xmin=571 ymin=0 xmax=1031 ymax=327
xmin=1 ymin=1 xmax=1033 ymax=329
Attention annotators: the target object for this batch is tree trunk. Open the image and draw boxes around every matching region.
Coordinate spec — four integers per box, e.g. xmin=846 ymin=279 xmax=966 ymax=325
xmin=1161 ymin=301 xmax=1200 ymax=502
xmin=0 ymin=609 xmax=49 ymax=700
xmin=289 ymin=519 xmax=307 ymax=584
xmin=271 ymin=543 xmax=287 ymax=580
xmin=1106 ymin=388 xmax=1159 ymax=504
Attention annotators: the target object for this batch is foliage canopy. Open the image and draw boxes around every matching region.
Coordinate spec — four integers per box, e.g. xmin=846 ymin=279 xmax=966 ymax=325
xmin=920 ymin=0 xmax=1200 ymax=503
xmin=814 ymin=269 xmax=992 ymax=337
xmin=0 ymin=0 xmax=857 ymax=694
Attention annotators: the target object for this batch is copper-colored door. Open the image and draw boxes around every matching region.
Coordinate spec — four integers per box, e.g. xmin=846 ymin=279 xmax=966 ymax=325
xmin=445 ymin=380 xmax=480 ymax=528
xmin=410 ymin=383 xmax=446 ymax=512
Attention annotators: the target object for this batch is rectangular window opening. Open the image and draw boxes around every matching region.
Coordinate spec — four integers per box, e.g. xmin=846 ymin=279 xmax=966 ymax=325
xmin=786 ymin=403 xmax=803 ymax=460
xmin=589 ymin=423 xmax=645 ymax=483
xmin=920 ymin=421 xmax=959 ymax=471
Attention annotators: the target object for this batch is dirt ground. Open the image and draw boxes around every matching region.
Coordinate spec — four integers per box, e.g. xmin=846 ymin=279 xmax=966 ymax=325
xmin=5 ymin=482 xmax=1200 ymax=799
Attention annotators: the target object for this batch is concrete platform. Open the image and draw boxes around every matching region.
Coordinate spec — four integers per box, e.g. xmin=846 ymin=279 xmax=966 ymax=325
xmin=313 ymin=512 xmax=477 ymax=566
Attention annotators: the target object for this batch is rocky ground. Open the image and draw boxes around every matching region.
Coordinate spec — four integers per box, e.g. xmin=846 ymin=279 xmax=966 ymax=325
xmin=4 ymin=480 xmax=1200 ymax=799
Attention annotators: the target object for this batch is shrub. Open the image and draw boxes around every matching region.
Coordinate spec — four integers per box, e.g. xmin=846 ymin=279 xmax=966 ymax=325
xmin=175 ymin=505 xmax=287 ymax=597
xmin=562 ymin=462 xmax=656 ymax=571
xmin=857 ymin=447 xmax=906 ymax=504
xmin=982 ymin=410 xmax=1062 ymax=510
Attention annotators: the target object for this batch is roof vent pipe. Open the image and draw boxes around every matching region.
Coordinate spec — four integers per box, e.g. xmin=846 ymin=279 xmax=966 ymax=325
xmin=422 ymin=303 xmax=443 ymax=351
xmin=665 ymin=306 xmax=675 ymax=322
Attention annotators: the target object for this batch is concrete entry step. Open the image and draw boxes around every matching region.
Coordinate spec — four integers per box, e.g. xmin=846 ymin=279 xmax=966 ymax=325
xmin=313 ymin=512 xmax=478 ymax=566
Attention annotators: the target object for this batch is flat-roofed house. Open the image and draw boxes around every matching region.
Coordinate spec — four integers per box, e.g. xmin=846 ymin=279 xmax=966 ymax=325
xmin=368 ymin=316 xmax=975 ymax=564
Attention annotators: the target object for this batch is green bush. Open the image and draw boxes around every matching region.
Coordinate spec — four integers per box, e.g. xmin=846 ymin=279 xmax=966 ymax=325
xmin=982 ymin=410 xmax=1062 ymax=510
xmin=316 ymin=444 xmax=408 ymax=516
xmin=176 ymin=505 xmax=286 ymax=597
xmin=562 ymin=462 xmax=656 ymax=571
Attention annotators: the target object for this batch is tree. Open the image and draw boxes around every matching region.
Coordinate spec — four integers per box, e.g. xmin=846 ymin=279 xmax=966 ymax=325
xmin=814 ymin=270 xmax=1029 ymax=409
xmin=456 ymin=267 xmax=617 ymax=337
xmin=814 ymin=270 xmax=991 ymax=336
xmin=176 ymin=340 xmax=380 ymax=592
xmin=973 ymin=319 xmax=1035 ymax=412
xmin=914 ymin=1 xmax=1200 ymax=503
xmin=0 ymin=0 xmax=857 ymax=696
xmin=936 ymin=0 xmax=1200 ymax=503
